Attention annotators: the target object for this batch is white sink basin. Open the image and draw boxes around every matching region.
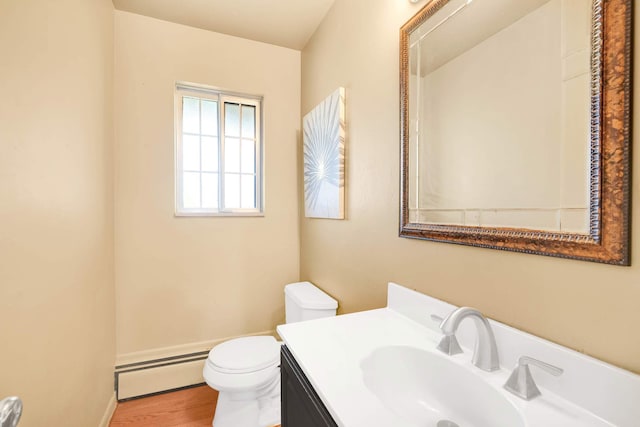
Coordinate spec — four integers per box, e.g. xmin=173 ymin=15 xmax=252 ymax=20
xmin=361 ymin=345 xmax=525 ymax=427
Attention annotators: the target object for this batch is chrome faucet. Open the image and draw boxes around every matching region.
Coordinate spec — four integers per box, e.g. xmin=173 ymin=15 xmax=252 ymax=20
xmin=436 ymin=307 xmax=500 ymax=372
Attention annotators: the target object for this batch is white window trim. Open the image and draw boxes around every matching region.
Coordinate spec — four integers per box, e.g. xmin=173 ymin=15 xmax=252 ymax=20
xmin=174 ymin=82 xmax=264 ymax=217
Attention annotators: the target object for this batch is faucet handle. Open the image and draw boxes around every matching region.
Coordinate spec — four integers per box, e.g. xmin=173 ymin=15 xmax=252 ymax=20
xmin=437 ymin=334 xmax=463 ymax=355
xmin=431 ymin=314 xmax=463 ymax=355
xmin=518 ymin=356 xmax=563 ymax=376
xmin=504 ymin=356 xmax=563 ymax=400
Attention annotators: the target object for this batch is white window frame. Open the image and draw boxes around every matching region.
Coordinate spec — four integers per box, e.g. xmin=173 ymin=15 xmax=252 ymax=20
xmin=174 ymin=82 xmax=264 ymax=216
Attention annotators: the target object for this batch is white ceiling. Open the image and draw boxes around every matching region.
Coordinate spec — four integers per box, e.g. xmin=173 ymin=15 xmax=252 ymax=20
xmin=112 ymin=0 xmax=336 ymax=50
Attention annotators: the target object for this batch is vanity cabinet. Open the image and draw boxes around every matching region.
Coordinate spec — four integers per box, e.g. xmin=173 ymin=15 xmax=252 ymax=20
xmin=281 ymin=345 xmax=338 ymax=427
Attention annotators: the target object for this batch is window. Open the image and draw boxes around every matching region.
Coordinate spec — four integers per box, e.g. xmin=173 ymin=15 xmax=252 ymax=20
xmin=175 ymin=83 xmax=262 ymax=216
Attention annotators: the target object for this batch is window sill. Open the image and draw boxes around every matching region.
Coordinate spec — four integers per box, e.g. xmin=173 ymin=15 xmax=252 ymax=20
xmin=174 ymin=211 xmax=264 ymax=218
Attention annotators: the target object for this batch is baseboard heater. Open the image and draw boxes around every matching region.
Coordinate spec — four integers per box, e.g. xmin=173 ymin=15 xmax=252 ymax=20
xmin=114 ymin=351 xmax=209 ymax=401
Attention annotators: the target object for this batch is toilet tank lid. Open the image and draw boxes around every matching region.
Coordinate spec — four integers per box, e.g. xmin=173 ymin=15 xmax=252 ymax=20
xmin=285 ymin=281 xmax=338 ymax=310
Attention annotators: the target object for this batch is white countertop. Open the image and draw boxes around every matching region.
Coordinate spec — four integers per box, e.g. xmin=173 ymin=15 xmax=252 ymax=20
xmin=277 ymin=283 xmax=640 ymax=427
xmin=279 ymin=308 xmax=425 ymax=426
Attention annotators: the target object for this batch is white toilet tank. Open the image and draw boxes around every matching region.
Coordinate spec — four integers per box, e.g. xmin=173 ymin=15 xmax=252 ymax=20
xmin=285 ymin=282 xmax=337 ymax=323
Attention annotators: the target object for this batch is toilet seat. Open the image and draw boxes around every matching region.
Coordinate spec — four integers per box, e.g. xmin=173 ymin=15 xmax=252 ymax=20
xmin=208 ymin=336 xmax=280 ymax=374
xmin=203 ymin=336 xmax=281 ymax=393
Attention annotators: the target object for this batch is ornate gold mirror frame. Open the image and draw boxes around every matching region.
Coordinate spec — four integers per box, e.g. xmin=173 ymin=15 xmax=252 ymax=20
xmin=400 ymin=0 xmax=632 ymax=265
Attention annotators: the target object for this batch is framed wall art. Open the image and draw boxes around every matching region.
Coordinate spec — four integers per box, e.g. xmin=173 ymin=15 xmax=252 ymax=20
xmin=303 ymin=87 xmax=346 ymax=219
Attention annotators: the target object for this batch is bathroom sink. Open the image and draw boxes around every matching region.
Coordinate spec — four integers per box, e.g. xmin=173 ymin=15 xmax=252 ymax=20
xmin=360 ymin=345 xmax=524 ymax=427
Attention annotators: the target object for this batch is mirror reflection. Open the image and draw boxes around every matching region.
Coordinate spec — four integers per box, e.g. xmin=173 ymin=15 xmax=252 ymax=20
xmin=407 ymin=0 xmax=593 ymax=233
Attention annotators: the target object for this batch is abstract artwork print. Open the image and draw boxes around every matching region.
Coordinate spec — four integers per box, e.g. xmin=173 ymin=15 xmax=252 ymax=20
xmin=303 ymin=87 xmax=345 ymax=219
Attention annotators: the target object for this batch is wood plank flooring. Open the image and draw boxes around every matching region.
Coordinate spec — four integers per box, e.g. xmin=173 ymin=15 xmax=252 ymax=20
xmin=109 ymin=385 xmax=281 ymax=427
xmin=110 ymin=386 xmax=217 ymax=427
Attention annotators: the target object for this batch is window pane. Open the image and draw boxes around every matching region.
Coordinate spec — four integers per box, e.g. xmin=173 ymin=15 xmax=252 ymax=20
xmin=176 ymin=88 xmax=262 ymax=215
xmin=201 ymin=136 xmax=218 ymax=172
xmin=183 ymin=172 xmax=200 ymax=208
xmin=225 ymin=138 xmax=240 ymax=173
xmin=241 ymin=174 xmax=256 ymax=209
xmin=201 ymin=172 xmax=218 ymax=209
xmin=225 ymin=103 xmax=240 ymax=137
xmin=241 ymin=139 xmax=255 ymax=174
xmin=202 ymin=100 xmax=218 ymax=136
xmin=182 ymin=134 xmax=200 ymax=171
xmin=183 ymin=97 xmax=200 ymax=134
xmin=225 ymin=173 xmax=240 ymax=208
xmin=241 ymin=105 xmax=255 ymax=138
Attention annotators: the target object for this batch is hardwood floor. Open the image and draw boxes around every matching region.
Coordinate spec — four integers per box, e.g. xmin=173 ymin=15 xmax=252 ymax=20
xmin=110 ymin=386 xmax=217 ymax=427
xmin=109 ymin=385 xmax=281 ymax=427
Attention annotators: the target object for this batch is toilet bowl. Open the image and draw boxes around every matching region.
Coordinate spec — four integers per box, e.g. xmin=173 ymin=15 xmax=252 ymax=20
xmin=203 ymin=281 xmax=338 ymax=427
xmin=204 ymin=336 xmax=281 ymax=427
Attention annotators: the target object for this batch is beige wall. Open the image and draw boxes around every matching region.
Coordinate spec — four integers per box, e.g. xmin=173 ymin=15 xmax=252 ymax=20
xmin=0 ymin=0 xmax=115 ymax=425
xmin=114 ymin=11 xmax=301 ymax=357
xmin=300 ymin=0 xmax=640 ymax=374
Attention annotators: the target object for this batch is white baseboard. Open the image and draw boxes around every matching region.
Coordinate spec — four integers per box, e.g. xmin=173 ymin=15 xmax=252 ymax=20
xmin=117 ymin=359 xmax=207 ymax=400
xmin=115 ymin=330 xmax=276 ymax=401
xmin=98 ymin=392 xmax=117 ymax=427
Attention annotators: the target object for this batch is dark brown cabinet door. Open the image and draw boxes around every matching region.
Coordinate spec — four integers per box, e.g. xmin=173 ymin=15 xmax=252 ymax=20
xmin=281 ymin=345 xmax=338 ymax=427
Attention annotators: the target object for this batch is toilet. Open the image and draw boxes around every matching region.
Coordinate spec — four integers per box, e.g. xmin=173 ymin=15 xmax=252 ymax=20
xmin=203 ymin=281 xmax=338 ymax=427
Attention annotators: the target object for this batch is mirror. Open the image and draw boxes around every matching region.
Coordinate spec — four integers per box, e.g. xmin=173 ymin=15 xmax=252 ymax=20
xmin=400 ymin=0 xmax=631 ymax=265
